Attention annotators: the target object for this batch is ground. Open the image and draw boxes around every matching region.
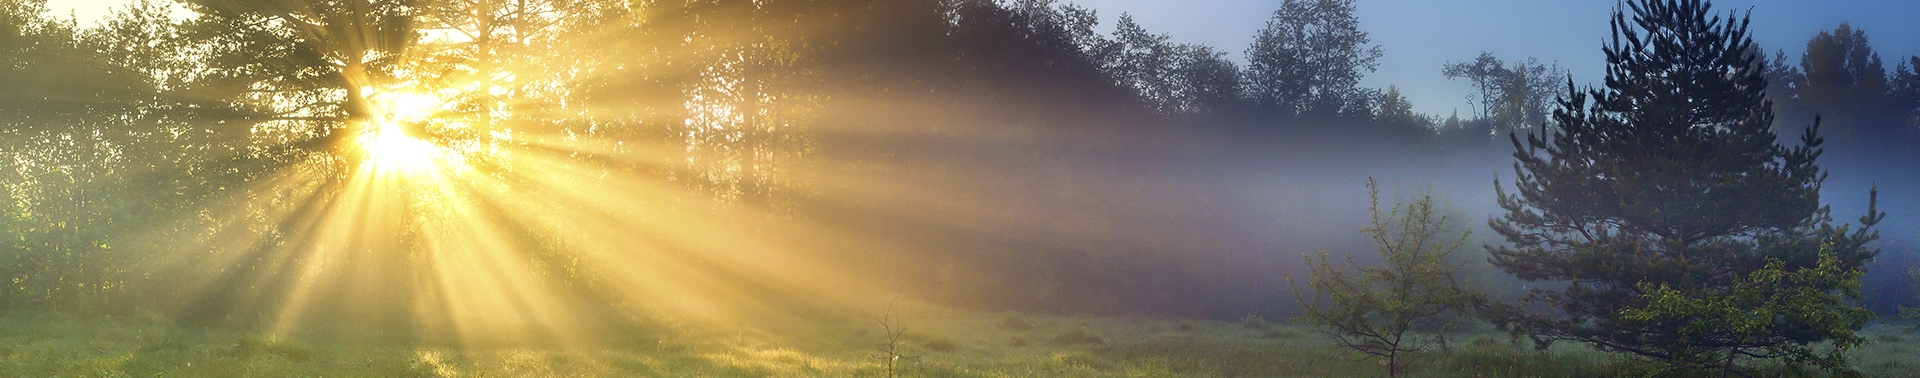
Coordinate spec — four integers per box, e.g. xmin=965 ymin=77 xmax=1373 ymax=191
xmin=1 ymin=302 xmax=1915 ymax=377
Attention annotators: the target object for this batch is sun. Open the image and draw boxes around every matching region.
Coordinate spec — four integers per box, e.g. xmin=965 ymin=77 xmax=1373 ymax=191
xmin=358 ymin=89 xmax=449 ymax=173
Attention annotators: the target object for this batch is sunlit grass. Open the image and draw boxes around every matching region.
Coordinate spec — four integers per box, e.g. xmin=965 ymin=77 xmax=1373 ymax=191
xmin=15 ymin=305 xmax=1920 ymax=376
xmin=20 ymin=303 xmax=1913 ymax=377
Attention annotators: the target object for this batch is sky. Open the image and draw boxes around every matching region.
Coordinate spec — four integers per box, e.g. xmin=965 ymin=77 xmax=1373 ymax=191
xmin=1065 ymin=0 xmax=1920 ymax=117
xmin=40 ymin=0 xmax=1920 ymax=116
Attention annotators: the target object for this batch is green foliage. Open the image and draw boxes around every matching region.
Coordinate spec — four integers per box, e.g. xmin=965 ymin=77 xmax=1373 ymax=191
xmin=0 ymin=0 xmax=259 ymax=313
xmin=1488 ymin=0 xmax=1884 ymax=375
xmin=1619 ymin=247 xmax=1873 ymax=376
xmin=1292 ymin=178 xmax=1483 ymax=377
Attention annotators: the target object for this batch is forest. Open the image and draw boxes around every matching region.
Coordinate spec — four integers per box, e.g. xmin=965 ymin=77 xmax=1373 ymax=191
xmin=2 ymin=0 xmax=1918 ymax=376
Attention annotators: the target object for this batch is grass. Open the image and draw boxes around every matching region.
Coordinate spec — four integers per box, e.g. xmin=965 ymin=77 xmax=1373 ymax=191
xmin=1 ymin=304 xmax=1916 ymax=377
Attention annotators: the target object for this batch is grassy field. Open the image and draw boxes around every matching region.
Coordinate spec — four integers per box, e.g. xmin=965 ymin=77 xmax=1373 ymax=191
xmin=2 ymin=302 xmax=1915 ymax=377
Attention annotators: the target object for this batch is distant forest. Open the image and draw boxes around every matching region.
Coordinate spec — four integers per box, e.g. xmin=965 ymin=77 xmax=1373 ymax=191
xmin=1 ymin=0 xmax=1917 ymax=321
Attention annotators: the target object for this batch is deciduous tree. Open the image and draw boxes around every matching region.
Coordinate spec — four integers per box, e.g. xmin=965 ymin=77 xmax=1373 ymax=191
xmin=1245 ymin=0 xmax=1379 ymax=119
xmin=1294 ymin=179 xmax=1481 ymax=377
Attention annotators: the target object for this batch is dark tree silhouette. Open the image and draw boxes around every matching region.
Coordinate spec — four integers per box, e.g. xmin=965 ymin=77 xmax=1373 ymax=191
xmin=1244 ymin=0 xmax=1379 ymax=119
xmin=1488 ymin=0 xmax=1881 ymax=375
xmin=1796 ymin=23 xmax=1912 ymax=154
xmin=1891 ymin=56 xmax=1920 ymax=133
xmin=1093 ymin=15 xmax=1244 ymax=116
xmin=1441 ymin=52 xmax=1565 ymax=136
xmin=180 ymin=0 xmax=419 ymax=156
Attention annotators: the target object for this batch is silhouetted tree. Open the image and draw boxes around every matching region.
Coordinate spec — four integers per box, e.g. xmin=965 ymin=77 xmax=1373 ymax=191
xmin=1755 ymin=46 xmax=1806 ymax=134
xmin=1892 ymin=56 xmax=1920 ymax=131
xmin=1374 ymin=86 xmax=1421 ymax=128
xmin=1245 ymin=0 xmax=1380 ymax=119
xmin=1489 ymin=0 xmax=1881 ymax=375
xmin=1092 ymin=15 xmax=1246 ymax=116
xmin=1090 ymin=15 xmax=1246 ymax=116
xmin=1797 ymin=23 xmax=1910 ymax=153
xmin=179 ymin=0 xmax=419 ymax=157
xmin=1441 ymin=52 xmax=1564 ymax=136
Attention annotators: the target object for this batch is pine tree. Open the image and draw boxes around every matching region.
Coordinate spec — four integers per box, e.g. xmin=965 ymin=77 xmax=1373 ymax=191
xmin=1487 ymin=0 xmax=1882 ymax=375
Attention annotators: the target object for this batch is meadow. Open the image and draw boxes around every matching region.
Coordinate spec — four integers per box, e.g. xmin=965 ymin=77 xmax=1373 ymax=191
xmin=4 ymin=301 xmax=1915 ymax=377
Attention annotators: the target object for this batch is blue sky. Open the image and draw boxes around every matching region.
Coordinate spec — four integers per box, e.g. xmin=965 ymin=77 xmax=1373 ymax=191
xmin=1070 ymin=0 xmax=1920 ymax=116
xmin=42 ymin=0 xmax=1920 ymax=117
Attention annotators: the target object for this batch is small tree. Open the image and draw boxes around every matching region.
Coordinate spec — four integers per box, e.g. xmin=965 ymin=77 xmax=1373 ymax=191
xmin=1292 ymin=179 xmax=1482 ymax=377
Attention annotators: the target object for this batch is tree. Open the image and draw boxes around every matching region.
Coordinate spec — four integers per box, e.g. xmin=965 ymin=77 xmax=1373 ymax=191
xmin=1244 ymin=0 xmax=1380 ymax=118
xmin=1754 ymin=46 xmax=1806 ymax=135
xmin=1441 ymin=52 xmax=1565 ymax=136
xmin=1088 ymin=14 xmax=1246 ymax=116
xmin=1374 ymin=86 xmax=1421 ymax=128
xmin=1488 ymin=0 xmax=1882 ymax=375
xmin=0 ymin=0 xmax=150 ymax=128
xmin=1797 ymin=23 xmax=1909 ymax=153
xmin=1892 ymin=56 xmax=1920 ymax=132
xmin=1293 ymin=179 xmax=1481 ymax=377
xmin=179 ymin=0 xmax=420 ymax=158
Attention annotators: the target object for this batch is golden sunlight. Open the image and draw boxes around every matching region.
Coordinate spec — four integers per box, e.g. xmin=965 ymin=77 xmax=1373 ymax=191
xmin=359 ymin=121 xmax=441 ymax=173
xmin=359 ymin=90 xmax=451 ymax=173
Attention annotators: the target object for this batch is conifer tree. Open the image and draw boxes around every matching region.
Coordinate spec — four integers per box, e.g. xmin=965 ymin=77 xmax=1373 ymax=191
xmin=1488 ymin=0 xmax=1882 ymax=375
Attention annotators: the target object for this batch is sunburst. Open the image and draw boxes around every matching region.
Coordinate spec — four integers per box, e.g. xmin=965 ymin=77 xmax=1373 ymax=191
xmin=358 ymin=89 xmax=450 ymax=174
